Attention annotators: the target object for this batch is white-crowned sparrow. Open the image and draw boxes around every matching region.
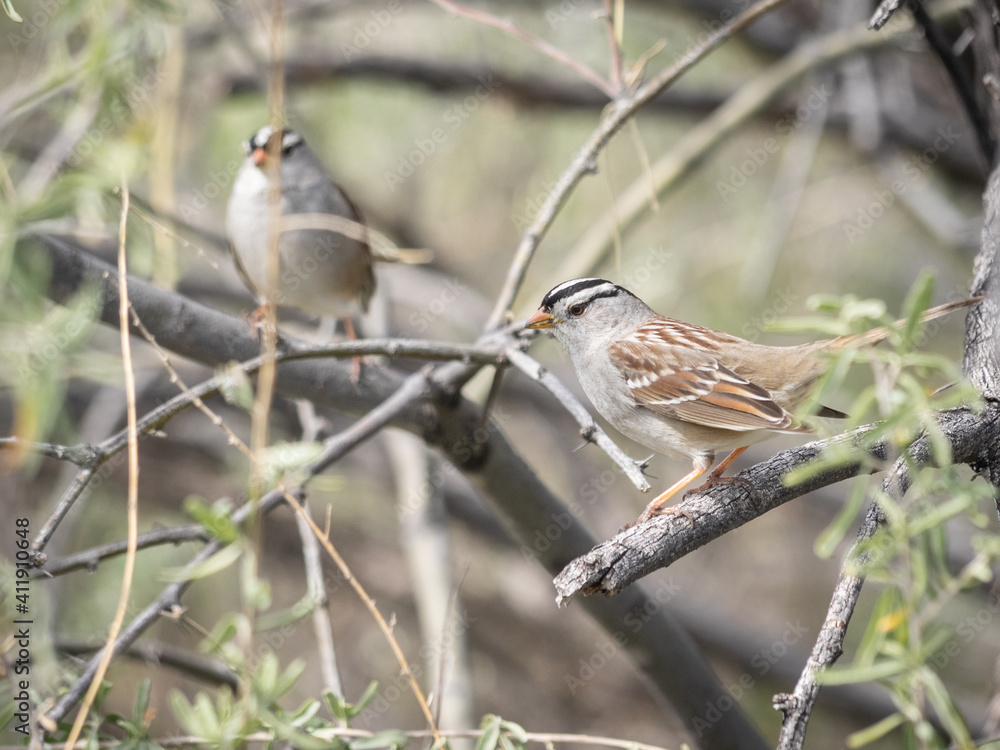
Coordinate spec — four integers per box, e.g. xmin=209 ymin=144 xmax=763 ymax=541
xmin=525 ymin=277 xmax=979 ymax=523
xmin=226 ymin=126 xmax=375 ymax=335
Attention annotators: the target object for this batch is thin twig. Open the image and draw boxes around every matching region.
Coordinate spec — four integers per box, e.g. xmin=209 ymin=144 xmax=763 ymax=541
xmin=552 ymin=20 xmax=919 ymax=287
xmin=486 ymin=0 xmax=798 ymax=329
xmin=904 ymin=0 xmax=994 ymax=164
xmin=45 ymin=368 xmax=438 ymax=728
xmin=55 ymin=639 xmax=238 ymax=689
xmin=5 ymin=727 xmax=671 ymax=750
xmin=28 ymin=336 xmax=504 ymax=556
xmin=61 ymin=183 xmax=141 ymax=750
xmin=773 ymin=464 xmax=902 ymax=747
xmin=505 ymin=347 xmax=651 ymax=492
xmin=283 ymin=489 xmax=442 ymax=743
xmin=602 ymin=0 xmax=625 ymax=93
xmin=34 ymin=524 xmax=209 ymax=577
xmin=293 ymin=402 xmax=345 ymax=708
xmin=0 ymin=437 xmax=101 ymax=467
xmin=427 ymin=0 xmax=614 ymax=96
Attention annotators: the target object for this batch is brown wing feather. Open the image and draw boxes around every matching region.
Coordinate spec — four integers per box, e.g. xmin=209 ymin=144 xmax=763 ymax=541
xmin=610 ymin=333 xmax=801 ymax=433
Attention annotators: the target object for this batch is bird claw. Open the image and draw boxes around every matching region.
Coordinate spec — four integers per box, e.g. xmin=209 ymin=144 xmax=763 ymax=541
xmin=684 ymin=473 xmax=752 ymax=499
xmin=635 ymin=503 xmax=695 ymax=529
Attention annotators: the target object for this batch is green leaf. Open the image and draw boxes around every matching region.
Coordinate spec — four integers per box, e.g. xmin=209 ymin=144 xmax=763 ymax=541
xmin=258 ymin=441 xmax=324 ymax=488
xmin=323 ymin=691 xmax=350 ymax=724
xmin=352 ymin=680 xmax=380 ymax=717
xmin=476 ymin=716 xmax=501 ymax=750
xmin=133 ymin=678 xmax=151 ymax=724
xmin=817 ymin=658 xmax=908 ymax=685
xmin=217 ymin=362 xmax=255 ymax=411
xmin=814 ymin=477 xmax=869 ymax=558
xmin=0 ymin=699 xmax=16 ymax=730
xmin=288 ymin=699 xmax=321 ymax=728
xmin=922 ymin=668 xmax=973 ymax=747
xmin=846 ymin=712 xmax=905 ymax=747
xmin=168 ymin=691 xmax=199 ymax=736
xmin=161 ymin=541 xmax=243 ymax=582
xmin=183 ymin=496 xmax=240 ymax=543
xmin=273 ymin=659 xmax=306 ymax=700
xmin=499 ymin=719 xmax=528 ymax=745
xmin=2 ymin=0 xmax=23 ymax=22
xmin=351 ymin=730 xmax=409 ymax=750
xmin=899 ymin=271 xmax=935 ymax=353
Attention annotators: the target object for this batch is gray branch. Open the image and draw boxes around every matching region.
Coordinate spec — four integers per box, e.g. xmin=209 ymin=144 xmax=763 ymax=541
xmin=505 ymin=347 xmax=651 ymax=492
xmin=554 ymin=408 xmax=1000 ymax=602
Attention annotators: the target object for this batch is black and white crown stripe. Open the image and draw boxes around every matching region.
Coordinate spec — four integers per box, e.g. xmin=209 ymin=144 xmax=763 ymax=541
xmin=540 ymin=278 xmax=635 ymax=311
xmin=244 ymin=126 xmax=304 ymax=156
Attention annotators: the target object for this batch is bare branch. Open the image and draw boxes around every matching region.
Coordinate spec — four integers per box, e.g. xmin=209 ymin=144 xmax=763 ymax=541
xmin=426 ymin=0 xmax=614 ymax=96
xmin=553 ymin=407 xmax=1000 ymax=602
xmin=486 ymin=0 xmax=797 ymax=329
xmin=772 ymin=496 xmax=886 ymax=747
xmin=505 ymin=347 xmax=651 ymax=492
xmin=0 ymin=437 xmax=101 ymax=467
xmin=34 ymin=524 xmax=209 ymax=577
xmin=55 ymin=639 xmax=238 ymax=689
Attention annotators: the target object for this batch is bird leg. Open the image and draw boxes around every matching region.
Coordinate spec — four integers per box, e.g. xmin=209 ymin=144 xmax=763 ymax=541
xmin=686 ymin=446 xmax=751 ymax=495
xmin=636 ymin=463 xmax=709 ymax=525
xmin=341 ymin=316 xmax=364 ymax=385
xmin=636 ymin=447 xmax=752 ymax=525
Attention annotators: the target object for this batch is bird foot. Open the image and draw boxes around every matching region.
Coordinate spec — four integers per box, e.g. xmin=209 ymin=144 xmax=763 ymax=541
xmin=634 ymin=502 xmax=695 ymax=529
xmin=683 ymin=473 xmax=752 ymax=499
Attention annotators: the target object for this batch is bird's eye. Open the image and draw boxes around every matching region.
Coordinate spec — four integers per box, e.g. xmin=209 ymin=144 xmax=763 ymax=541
xmin=569 ymin=303 xmax=586 ymax=317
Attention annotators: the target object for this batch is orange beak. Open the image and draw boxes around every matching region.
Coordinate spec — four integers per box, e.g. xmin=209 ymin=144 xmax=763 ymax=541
xmin=252 ymin=147 xmax=268 ymax=166
xmin=524 ymin=308 xmax=558 ymax=329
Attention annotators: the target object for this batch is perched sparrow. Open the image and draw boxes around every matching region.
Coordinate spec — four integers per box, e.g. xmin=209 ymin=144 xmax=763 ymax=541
xmin=525 ymin=278 xmax=979 ymax=523
xmin=226 ymin=126 xmax=375 ymax=337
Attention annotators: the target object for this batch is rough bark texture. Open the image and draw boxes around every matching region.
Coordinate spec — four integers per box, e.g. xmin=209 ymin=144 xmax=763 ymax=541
xmin=554 ymin=408 xmax=1000 ymax=601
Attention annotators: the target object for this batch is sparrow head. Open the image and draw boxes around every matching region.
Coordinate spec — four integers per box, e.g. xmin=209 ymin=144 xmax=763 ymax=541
xmin=242 ymin=126 xmax=304 ymax=167
xmin=525 ymin=278 xmax=650 ymax=348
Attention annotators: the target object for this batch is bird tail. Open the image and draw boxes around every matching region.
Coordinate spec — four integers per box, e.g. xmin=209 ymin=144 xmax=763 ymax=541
xmin=818 ymin=296 xmax=982 ymax=351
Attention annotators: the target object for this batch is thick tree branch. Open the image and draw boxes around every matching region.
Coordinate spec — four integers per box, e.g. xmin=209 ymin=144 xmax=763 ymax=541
xmin=966 ymin=169 xmax=1000 ymax=407
xmin=554 ymin=407 xmax=1000 ymax=601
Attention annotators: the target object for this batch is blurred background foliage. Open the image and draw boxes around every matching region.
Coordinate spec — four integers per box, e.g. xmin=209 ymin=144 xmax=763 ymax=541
xmin=1 ymin=0 xmax=998 ymax=747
